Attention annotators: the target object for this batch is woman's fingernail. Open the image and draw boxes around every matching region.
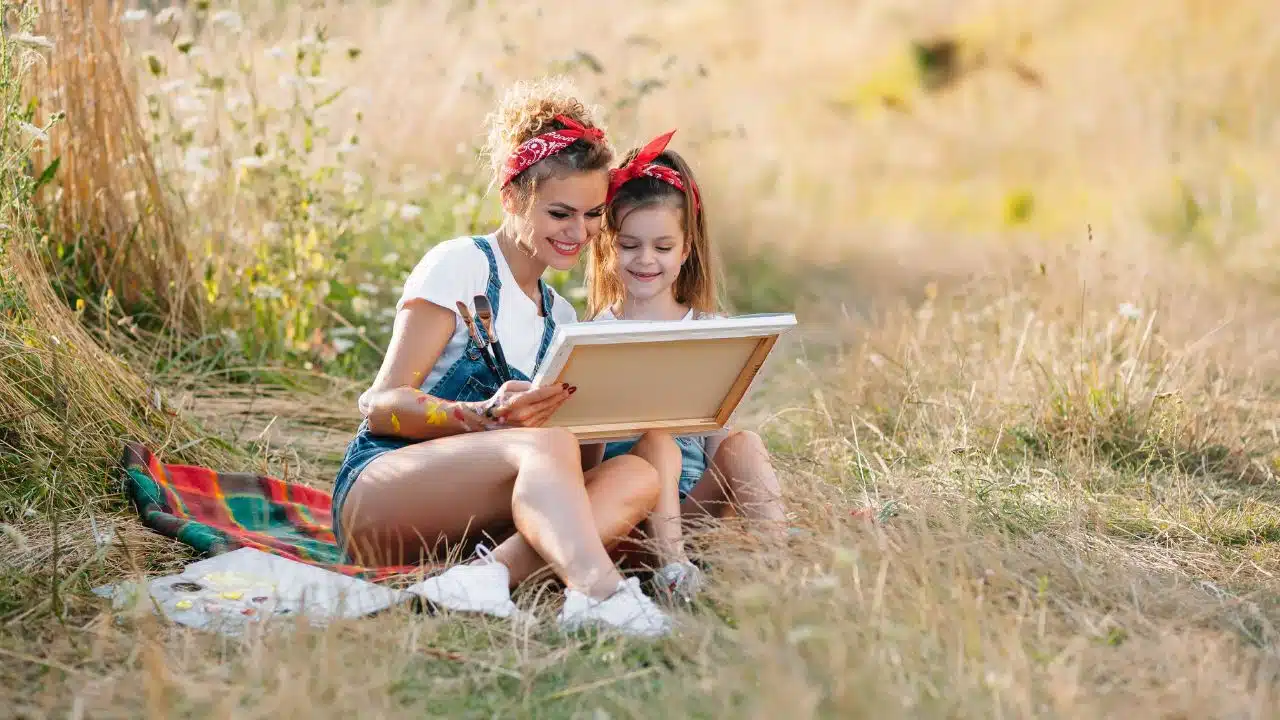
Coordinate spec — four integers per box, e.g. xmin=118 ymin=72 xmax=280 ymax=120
xmin=568 ymin=386 xmax=577 ymax=395
xmin=561 ymin=382 xmax=570 ymax=390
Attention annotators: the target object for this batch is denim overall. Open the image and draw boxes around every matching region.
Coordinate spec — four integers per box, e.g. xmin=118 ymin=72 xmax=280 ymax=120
xmin=601 ymin=435 xmax=708 ymax=499
xmin=330 ymin=236 xmax=558 ymax=551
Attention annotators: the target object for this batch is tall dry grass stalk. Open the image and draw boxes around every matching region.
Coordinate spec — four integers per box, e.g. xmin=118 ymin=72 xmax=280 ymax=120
xmin=30 ymin=0 xmax=203 ymax=336
xmin=0 ymin=0 xmax=232 ymax=519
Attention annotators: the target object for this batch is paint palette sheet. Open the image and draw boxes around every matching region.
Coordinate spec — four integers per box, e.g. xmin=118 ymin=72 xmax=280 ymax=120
xmin=96 ymin=547 xmax=410 ymax=636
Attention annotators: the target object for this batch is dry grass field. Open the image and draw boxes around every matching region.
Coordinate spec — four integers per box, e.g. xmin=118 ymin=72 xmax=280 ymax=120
xmin=3 ymin=0 xmax=1280 ymax=717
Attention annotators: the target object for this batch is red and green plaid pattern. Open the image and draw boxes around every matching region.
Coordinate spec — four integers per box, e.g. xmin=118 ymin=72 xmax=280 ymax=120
xmin=121 ymin=442 xmax=418 ymax=581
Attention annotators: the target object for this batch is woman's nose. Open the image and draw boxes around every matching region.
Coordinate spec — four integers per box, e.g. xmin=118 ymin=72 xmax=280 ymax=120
xmin=564 ymin=216 xmax=586 ymax=242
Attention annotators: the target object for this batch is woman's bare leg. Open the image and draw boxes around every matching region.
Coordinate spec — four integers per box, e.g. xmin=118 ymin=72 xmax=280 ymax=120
xmin=485 ymin=452 xmax=661 ymax=585
xmin=682 ymin=430 xmax=787 ymax=540
xmin=341 ymin=426 xmax=647 ymax=598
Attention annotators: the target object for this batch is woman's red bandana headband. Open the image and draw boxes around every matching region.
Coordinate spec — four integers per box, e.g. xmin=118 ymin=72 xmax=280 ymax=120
xmin=500 ymin=115 xmax=605 ymax=189
xmin=605 ymin=129 xmax=700 ymax=210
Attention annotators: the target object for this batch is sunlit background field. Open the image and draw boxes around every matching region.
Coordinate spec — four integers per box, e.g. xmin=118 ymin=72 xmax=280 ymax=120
xmin=4 ymin=0 xmax=1280 ymax=716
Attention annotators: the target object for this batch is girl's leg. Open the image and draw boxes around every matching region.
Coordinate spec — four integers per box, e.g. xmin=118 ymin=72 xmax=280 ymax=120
xmin=624 ymin=431 xmax=688 ymax=567
xmin=682 ymin=430 xmax=787 ymax=539
xmin=342 ymin=426 xmax=656 ymax=599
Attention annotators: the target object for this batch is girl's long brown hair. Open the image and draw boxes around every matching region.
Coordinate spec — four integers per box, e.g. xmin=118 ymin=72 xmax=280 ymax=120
xmin=587 ymin=148 xmax=720 ymax=319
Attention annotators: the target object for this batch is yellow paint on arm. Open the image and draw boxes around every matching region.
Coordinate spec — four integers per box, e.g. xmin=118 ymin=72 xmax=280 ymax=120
xmin=425 ymin=401 xmax=448 ymax=426
xmin=390 ymin=413 xmax=401 ymax=433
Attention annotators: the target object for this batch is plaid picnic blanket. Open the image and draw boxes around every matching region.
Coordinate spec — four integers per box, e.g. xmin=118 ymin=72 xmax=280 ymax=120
xmin=120 ymin=442 xmax=417 ymax=581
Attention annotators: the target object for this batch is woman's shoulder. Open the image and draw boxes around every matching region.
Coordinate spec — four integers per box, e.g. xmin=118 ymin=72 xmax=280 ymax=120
xmin=411 ymin=234 xmax=490 ymax=269
xmin=398 ymin=235 xmax=493 ymax=310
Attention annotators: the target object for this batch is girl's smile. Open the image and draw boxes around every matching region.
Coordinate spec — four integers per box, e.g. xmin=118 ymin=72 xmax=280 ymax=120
xmin=613 ymin=205 xmax=687 ymax=305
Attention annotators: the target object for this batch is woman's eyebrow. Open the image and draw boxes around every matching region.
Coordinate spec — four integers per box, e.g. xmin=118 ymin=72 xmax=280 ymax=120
xmin=549 ymin=202 xmax=579 ymax=212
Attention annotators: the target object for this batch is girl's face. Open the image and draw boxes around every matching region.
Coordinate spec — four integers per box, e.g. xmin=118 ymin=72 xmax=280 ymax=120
xmin=612 ymin=204 xmax=688 ymax=304
xmin=507 ymin=170 xmax=608 ymax=272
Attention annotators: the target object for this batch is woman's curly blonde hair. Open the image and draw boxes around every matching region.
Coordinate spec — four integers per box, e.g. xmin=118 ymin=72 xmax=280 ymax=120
xmin=481 ymin=76 xmax=613 ymax=196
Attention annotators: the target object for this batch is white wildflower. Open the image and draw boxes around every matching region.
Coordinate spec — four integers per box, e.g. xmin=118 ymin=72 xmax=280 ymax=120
xmin=265 ymin=46 xmax=287 ymax=60
xmin=278 ymin=74 xmax=308 ymax=91
xmin=398 ymin=204 xmax=423 ymax=221
xmin=9 ymin=33 xmax=53 ymax=50
xmin=381 ymin=252 xmax=399 ymax=265
xmin=261 ymin=222 xmax=282 ymax=238
xmin=1118 ymin=302 xmax=1143 ymax=320
xmin=357 ymin=282 xmax=379 ymax=295
xmin=182 ymin=146 xmax=212 ymax=174
xmin=226 ymin=93 xmax=250 ymax=112
xmin=332 ymin=337 xmax=355 ymax=354
xmin=253 ymin=285 xmax=283 ymax=300
xmin=18 ymin=121 xmax=48 ymax=145
xmin=343 ymin=171 xmax=363 ymax=196
xmin=305 ymin=76 xmax=329 ymax=87
xmin=330 ymin=326 xmax=359 ymax=338
xmin=235 ymin=155 xmax=269 ymax=170
xmin=121 ymin=9 xmax=149 ymax=23
xmin=172 ymin=94 xmax=205 ymax=113
xmin=180 ymin=115 xmax=203 ymax=132
xmin=211 ymin=10 xmax=242 ymax=31
xmin=220 ymin=328 xmax=241 ymax=348
xmin=159 ymin=79 xmax=186 ymax=94
xmin=155 ymin=7 xmax=181 ymax=26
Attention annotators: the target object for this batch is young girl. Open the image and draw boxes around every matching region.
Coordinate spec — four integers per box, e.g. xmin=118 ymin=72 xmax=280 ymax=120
xmin=332 ymin=78 xmax=673 ymax=637
xmin=585 ymin=130 xmax=790 ymax=603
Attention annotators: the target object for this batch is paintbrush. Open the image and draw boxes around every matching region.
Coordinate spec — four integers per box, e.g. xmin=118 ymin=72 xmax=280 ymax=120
xmin=455 ymin=300 xmax=503 ymax=381
xmin=472 ymin=295 xmax=512 ymax=383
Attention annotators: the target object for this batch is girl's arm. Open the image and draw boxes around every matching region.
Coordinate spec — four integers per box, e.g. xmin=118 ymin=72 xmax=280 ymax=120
xmin=362 ymin=299 xmax=569 ymax=440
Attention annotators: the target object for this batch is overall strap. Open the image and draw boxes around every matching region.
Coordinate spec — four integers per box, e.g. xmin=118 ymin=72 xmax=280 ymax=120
xmin=470 ymin=236 xmax=503 ymax=345
xmin=533 ymin=279 xmax=557 ymax=373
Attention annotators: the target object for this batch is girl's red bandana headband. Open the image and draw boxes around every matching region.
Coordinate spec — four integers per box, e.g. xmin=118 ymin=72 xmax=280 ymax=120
xmin=605 ymin=129 xmax=701 ymax=211
xmin=500 ymin=115 xmax=605 ymax=189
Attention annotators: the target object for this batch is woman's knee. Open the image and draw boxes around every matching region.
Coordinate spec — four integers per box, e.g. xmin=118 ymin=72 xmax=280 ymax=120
xmin=521 ymin=426 xmax=582 ymax=462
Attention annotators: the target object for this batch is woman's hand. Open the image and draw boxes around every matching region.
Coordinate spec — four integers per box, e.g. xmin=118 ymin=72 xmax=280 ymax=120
xmin=480 ymin=380 xmax=575 ymax=428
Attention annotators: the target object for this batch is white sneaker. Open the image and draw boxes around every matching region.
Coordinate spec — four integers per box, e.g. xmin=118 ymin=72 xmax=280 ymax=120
xmin=557 ymin=577 xmax=673 ymax=638
xmin=653 ymin=561 xmax=705 ymax=605
xmin=405 ymin=544 xmax=521 ymax=619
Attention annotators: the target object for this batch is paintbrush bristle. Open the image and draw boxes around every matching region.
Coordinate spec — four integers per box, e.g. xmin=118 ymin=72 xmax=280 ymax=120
xmin=473 ymin=295 xmax=492 ymax=320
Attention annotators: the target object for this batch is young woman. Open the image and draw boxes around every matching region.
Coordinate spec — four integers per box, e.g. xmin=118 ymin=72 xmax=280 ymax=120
xmin=331 ymin=79 xmax=672 ymax=638
xmin=585 ymin=130 xmax=790 ymax=602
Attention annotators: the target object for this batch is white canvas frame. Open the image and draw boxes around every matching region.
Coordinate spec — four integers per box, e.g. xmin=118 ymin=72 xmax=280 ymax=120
xmin=531 ymin=313 xmax=798 ymax=441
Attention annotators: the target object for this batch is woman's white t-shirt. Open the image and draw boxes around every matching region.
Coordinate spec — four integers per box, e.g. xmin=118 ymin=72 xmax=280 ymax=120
xmin=358 ymin=234 xmax=578 ymax=414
